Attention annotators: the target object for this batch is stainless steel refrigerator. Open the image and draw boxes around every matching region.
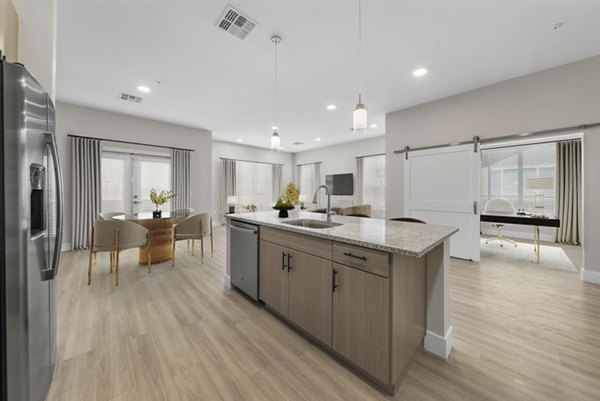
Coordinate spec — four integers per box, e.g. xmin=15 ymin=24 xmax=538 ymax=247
xmin=0 ymin=59 xmax=64 ymax=401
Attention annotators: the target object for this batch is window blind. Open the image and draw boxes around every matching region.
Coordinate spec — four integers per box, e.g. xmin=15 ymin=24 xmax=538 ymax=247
xmin=481 ymin=143 xmax=556 ymax=213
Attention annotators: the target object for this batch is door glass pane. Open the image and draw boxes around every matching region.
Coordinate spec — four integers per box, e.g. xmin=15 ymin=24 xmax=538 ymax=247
xmin=101 ymin=155 xmax=127 ymax=213
xmin=137 ymin=157 xmax=172 ymax=213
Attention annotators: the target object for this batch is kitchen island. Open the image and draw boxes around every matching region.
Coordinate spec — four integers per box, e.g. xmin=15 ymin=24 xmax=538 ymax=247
xmin=226 ymin=211 xmax=458 ymax=394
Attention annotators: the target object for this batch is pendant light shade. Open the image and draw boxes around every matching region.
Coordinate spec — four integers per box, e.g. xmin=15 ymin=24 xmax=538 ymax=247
xmin=353 ymin=97 xmax=367 ymax=133
xmin=270 ymin=129 xmax=280 ymax=150
xmin=352 ymin=0 xmax=367 ymax=133
xmin=270 ymin=36 xmax=282 ymax=151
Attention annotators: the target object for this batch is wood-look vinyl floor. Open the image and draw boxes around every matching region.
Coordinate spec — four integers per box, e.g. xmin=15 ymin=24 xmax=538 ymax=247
xmin=47 ymin=226 xmax=600 ymax=401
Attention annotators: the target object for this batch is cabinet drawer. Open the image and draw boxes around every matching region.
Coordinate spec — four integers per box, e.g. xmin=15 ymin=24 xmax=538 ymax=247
xmin=261 ymin=226 xmax=332 ymax=260
xmin=333 ymin=242 xmax=390 ymax=278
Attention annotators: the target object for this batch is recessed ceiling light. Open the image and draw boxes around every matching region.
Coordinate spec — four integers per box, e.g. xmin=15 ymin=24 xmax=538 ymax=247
xmin=369 ymin=124 xmax=377 ymax=128
xmin=413 ymin=68 xmax=428 ymax=77
xmin=237 ymin=139 xmax=243 ymax=142
xmin=137 ymin=85 xmax=151 ymax=93
xmin=271 ymin=126 xmax=279 ymax=130
xmin=326 ymin=104 xmax=336 ymax=110
xmin=315 ymin=138 xmax=321 ymax=141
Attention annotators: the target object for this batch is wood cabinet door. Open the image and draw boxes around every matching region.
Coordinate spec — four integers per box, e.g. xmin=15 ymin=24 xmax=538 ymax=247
xmin=259 ymin=240 xmax=289 ymax=317
xmin=288 ymin=251 xmax=333 ymax=346
xmin=332 ymin=263 xmax=390 ymax=384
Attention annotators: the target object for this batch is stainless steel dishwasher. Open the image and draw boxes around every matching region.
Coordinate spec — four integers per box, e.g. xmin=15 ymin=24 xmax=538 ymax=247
xmin=229 ymin=220 xmax=259 ymax=300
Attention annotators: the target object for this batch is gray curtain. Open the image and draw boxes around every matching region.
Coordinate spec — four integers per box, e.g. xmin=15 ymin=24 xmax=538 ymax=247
xmin=171 ymin=149 xmax=191 ymax=209
xmin=272 ymin=164 xmax=283 ymax=200
xmin=222 ymin=159 xmax=236 ymax=217
xmin=356 ymin=157 xmax=364 ymax=204
xmin=71 ymin=137 xmax=101 ymax=250
xmin=555 ymin=140 xmax=582 ymax=245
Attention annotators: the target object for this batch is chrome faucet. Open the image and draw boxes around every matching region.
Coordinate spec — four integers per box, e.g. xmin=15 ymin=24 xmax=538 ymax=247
xmin=314 ymin=185 xmax=334 ymax=222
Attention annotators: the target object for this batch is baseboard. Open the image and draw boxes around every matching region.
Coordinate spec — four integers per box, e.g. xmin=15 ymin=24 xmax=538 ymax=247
xmin=424 ymin=326 xmax=453 ymax=359
xmin=581 ymin=269 xmax=600 ymax=285
xmin=224 ymin=274 xmax=231 ymax=289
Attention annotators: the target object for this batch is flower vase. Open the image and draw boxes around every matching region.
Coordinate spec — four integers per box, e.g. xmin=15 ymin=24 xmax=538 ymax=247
xmin=153 ymin=210 xmax=162 ymax=218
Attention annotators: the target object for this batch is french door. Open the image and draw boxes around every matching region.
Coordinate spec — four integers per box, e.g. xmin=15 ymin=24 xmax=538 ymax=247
xmin=101 ymin=151 xmax=171 ymax=217
xmin=404 ymin=144 xmax=481 ymax=261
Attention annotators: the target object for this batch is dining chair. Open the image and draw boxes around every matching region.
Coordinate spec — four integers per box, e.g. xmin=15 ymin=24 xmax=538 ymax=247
xmin=88 ymin=220 xmax=119 ymax=286
xmin=344 ymin=213 xmax=371 ymax=218
xmin=172 ymin=213 xmax=213 ymax=266
xmin=115 ymin=221 xmax=151 ymax=285
xmin=484 ymin=199 xmax=517 ymax=247
xmin=171 ymin=208 xmax=194 ymax=224
xmin=389 ymin=217 xmax=427 ymax=224
xmin=341 ymin=204 xmax=372 ymax=218
xmin=98 ymin=211 xmax=126 ymax=220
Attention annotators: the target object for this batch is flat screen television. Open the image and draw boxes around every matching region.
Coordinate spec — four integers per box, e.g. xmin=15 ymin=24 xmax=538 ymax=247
xmin=326 ymin=173 xmax=354 ymax=195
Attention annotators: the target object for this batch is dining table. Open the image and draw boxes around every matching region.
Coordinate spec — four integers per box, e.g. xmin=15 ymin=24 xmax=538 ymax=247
xmin=114 ymin=211 xmax=175 ymax=265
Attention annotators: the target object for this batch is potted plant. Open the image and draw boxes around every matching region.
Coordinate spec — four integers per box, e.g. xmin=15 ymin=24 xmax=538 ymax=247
xmin=150 ymin=189 xmax=176 ymax=218
xmin=273 ymin=197 xmax=295 ymax=218
xmin=283 ymin=182 xmax=300 ymax=205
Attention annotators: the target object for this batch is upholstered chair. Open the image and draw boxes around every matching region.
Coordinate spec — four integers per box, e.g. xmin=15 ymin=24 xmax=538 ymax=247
xmin=172 ymin=213 xmax=213 ymax=266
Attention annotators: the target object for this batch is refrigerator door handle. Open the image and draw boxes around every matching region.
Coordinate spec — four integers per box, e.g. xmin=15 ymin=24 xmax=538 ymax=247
xmin=45 ymin=132 xmax=64 ymax=280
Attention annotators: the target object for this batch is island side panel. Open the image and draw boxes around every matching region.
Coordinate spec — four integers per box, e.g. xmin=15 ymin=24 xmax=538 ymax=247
xmin=424 ymin=239 xmax=453 ymax=358
xmin=225 ymin=218 xmax=232 ymax=288
xmin=391 ymin=252 xmax=426 ymax=384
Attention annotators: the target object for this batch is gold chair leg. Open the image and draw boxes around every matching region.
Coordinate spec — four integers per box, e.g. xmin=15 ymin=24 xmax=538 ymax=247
xmin=115 ymin=251 xmax=120 ymax=286
xmin=172 ymin=237 xmax=176 ymax=267
xmin=192 ymin=239 xmax=195 ymax=255
xmin=94 ymin=252 xmax=97 ymax=265
xmin=87 ymin=250 xmax=93 ymax=286
xmin=201 ymin=237 xmax=204 ymax=265
xmin=211 ymin=232 xmax=214 ymax=257
xmin=109 ymin=252 xmax=113 ymax=273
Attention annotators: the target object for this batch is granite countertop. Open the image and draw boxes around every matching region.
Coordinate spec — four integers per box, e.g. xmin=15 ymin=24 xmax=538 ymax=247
xmin=226 ymin=211 xmax=458 ymax=258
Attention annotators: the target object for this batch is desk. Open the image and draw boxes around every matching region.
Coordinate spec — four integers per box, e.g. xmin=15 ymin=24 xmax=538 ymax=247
xmin=114 ymin=212 xmax=174 ymax=265
xmin=480 ymin=213 xmax=560 ymax=263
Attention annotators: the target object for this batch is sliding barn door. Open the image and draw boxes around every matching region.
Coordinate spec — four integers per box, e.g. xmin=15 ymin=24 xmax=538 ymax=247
xmin=404 ymin=144 xmax=481 ymax=261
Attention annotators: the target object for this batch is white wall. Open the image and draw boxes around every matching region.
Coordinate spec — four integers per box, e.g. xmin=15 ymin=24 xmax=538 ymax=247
xmin=12 ymin=0 xmax=57 ymax=99
xmin=293 ymin=136 xmax=385 ymax=213
xmin=56 ymin=102 xmax=212 ymax=250
xmin=0 ymin=0 xmax=19 ymax=62
xmin=212 ymin=140 xmax=294 ymax=222
xmin=386 ymin=56 xmax=600 ymax=278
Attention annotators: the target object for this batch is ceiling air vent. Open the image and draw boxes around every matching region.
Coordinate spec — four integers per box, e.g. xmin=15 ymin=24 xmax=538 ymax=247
xmin=120 ymin=92 xmax=143 ymax=103
xmin=216 ymin=6 xmax=258 ymax=40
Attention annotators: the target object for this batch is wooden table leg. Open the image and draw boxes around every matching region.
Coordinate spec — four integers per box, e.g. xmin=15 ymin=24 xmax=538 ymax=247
xmin=137 ymin=218 xmax=174 ymax=264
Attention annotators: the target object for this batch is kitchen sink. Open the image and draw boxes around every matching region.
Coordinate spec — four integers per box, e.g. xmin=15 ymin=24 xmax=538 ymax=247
xmin=283 ymin=219 xmax=342 ymax=229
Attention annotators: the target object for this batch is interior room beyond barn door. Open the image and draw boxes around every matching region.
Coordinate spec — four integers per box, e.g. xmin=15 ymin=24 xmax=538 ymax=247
xmin=404 ymin=144 xmax=481 ymax=261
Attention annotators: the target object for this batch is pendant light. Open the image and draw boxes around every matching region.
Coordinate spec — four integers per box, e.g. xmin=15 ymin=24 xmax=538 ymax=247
xmin=352 ymin=0 xmax=367 ymax=133
xmin=270 ymin=36 xmax=282 ymax=151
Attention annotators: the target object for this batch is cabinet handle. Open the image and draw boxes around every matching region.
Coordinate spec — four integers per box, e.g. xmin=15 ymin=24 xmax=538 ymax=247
xmin=287 ymin=253 xmax=293 ymax=271
xmin=332 ymin=268 xmax=338 ymax=292
xmin=282 ymin=252 xmax=287 ymax=270
xmin=343 ymin=252 xmax=367 ymax=261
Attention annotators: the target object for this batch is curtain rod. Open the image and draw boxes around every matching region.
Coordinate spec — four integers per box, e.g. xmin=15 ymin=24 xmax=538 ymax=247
xmin=220 ymin=157 xmax=283 ymax=166
xmin=393 ymin=123 xmax=600 ymax=155
xmin=356 ymin=152 xmax=385 ymax=159
xmin=296 ymin=161 xmax=323 ymax=167
xmin=67 ymin=134 xmax=195 ymax=152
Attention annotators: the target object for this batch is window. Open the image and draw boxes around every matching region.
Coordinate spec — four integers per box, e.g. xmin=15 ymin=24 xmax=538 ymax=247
xmin=101 ymin=151 xmax=171 ymax=216
xmin=298 ymin=163 xmax=317 ymax=199
xmin=481 ymin=143 xmax=556 ymax=213
xmin=236 ymin=161 xmax=273 ymax=206
xmin=360 ymin=154 xmax=385 ymax=214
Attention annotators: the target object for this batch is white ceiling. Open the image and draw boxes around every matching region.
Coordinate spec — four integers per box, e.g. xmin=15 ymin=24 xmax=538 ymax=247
xmin=56 ymin=0 xmax=600 ymax=152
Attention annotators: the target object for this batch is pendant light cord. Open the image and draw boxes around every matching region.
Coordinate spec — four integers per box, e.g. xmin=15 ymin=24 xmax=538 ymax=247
xmin=274 ymin=39 xmax=279 ymax=129
xmin=358 ymin=0 xmax=362 ymax=103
